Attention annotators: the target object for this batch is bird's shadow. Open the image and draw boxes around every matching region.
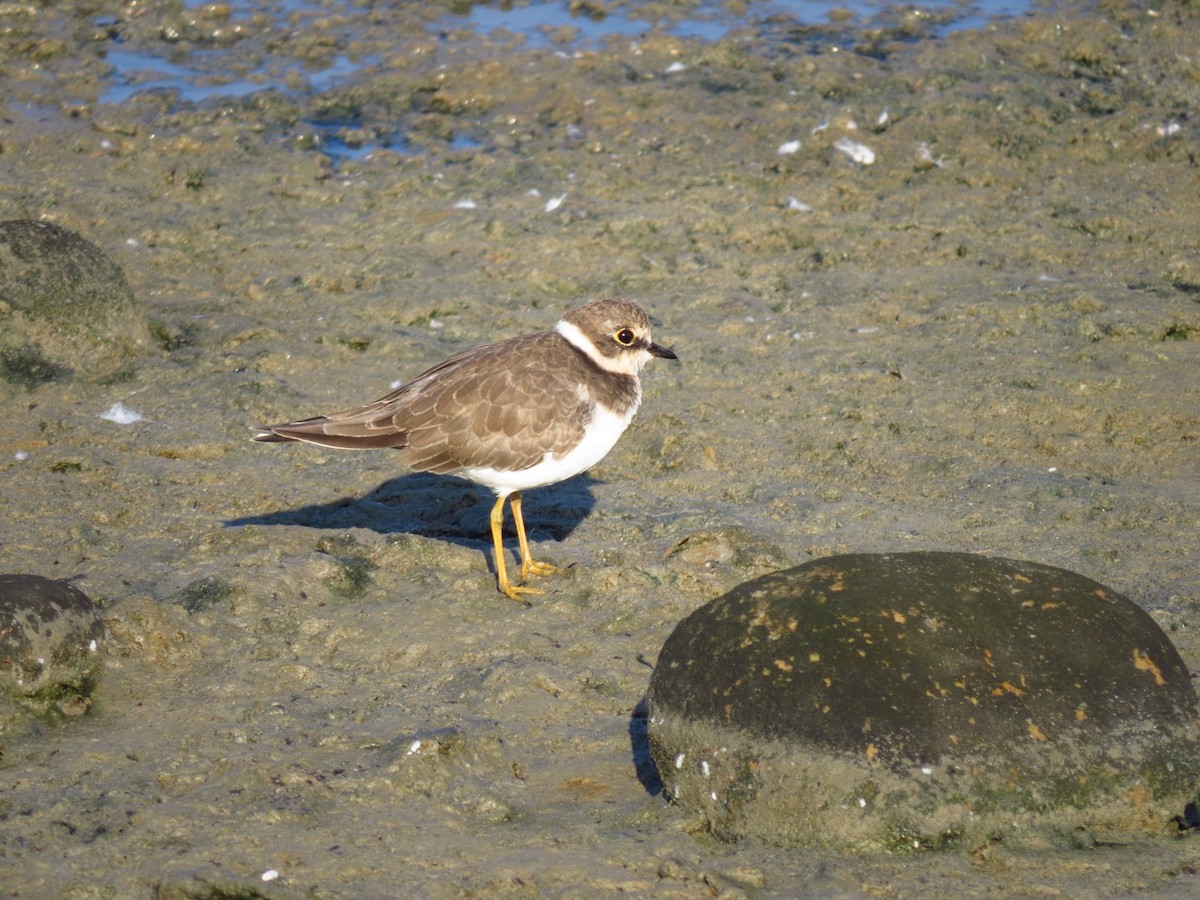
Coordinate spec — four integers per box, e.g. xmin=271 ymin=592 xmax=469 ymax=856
xmin=226 ymin=471 xmax=599 ymax=563
xmin=231 ymin=472 xmax=665 ymax=797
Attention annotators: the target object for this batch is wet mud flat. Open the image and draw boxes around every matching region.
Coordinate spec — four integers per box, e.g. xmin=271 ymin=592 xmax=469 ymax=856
xmin=1 ymin=0 xmax=1199 ymax=895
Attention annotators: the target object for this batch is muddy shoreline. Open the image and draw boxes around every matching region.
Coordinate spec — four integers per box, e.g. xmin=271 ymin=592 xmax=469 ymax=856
xmin=2 ymin=0 xmax=1199 ymax=895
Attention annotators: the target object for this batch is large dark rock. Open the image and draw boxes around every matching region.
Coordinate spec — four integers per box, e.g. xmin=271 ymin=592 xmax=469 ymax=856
xmin=646 ymin=552 xmax=1200 ymax=850
xmin=0 ymin=574 xmax=107 ymax=726
xmin=0 ymin=219 xmax=151 ymax=386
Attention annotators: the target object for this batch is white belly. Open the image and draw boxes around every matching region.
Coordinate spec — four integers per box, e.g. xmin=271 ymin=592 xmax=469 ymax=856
xmin=460 ymin=403 xmax=637 ymax=496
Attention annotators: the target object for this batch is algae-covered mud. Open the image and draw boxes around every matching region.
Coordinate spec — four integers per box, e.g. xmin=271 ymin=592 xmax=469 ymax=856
xmin=2 ymin=0 xmax=1199 ymax=895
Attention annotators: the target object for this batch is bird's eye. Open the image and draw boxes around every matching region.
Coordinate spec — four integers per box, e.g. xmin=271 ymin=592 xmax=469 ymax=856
xmin=614 ymin=328 xmax=636 ymax=346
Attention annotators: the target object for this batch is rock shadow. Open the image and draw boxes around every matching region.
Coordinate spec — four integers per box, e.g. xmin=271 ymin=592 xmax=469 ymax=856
xmin=630 ymin=696 xmax=663 ymax=796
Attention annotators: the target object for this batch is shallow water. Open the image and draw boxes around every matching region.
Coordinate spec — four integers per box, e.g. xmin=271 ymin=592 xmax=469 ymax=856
xmin=94 ymin=0 xmax=1037 ymax=153
xmin=2 ymin=0 xmax=1199 ymax=895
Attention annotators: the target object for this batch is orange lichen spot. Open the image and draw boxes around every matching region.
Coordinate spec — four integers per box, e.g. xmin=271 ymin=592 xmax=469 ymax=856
xmin=1021 ymin=599 xmax=1035 ymax=608
xmin=857 ymin=649 xmax=867 ymax=658
xmin=1094 ymin=589 xmax=1111 ymax=602
xmin=787 ymin=618 xmax=799 ymax=631
xmin=822 ymin=705 xmax=831 ymax=714
xmin=830 ymin=576 xmax=846 ymax=592
xmin=954 ymin=680 xmax=967 ymax=690
xmin=1075 ymin=707 xmax=1088 ymax=722
xmin=983 ymin=648 xmax=993 ymax=663
xmin=774 ymin=658 xmax=793 ymax=672
xmin=968 ymin=697 xmax=980 ymax=706
xmin=1027 ymin=723 xmax=1048 ymax=742
xmin=1014 ymin=574 xmax=1033 ymax=584
xmin=822 ymin=677 xmax=833 ymax=687
xmin=725 ymin=704 xmax=733 ymax=720
xmin=865 ymin=743 xmax=879 ymax=761
xmin=891 ymin=611 xmax=907 ymax=624
xmin=992 ymin=681 xmax=1024 ymax=697
xmin=809 ymin=652 xmax=821 ymax=663
xmin=862 ymin=718 xmax=873 ymax=734
xmin=1041 ymin=602 xmax=1060 ymax=610
xmin=1133 ymin=648 xmax=1166 ymax=686
xmin=949 ymin=734 xmax=959 ymax=745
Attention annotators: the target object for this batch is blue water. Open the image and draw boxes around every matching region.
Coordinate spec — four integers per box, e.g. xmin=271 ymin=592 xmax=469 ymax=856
xmin=98 ymin=0 xmax=1038 ymax=160
xmin=101 ymin=0 xmax=1036 ymax=107
xmin=465 ymin=0 xmax=1036 ymax=48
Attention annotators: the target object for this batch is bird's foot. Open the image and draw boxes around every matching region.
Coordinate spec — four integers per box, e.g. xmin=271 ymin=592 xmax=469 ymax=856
xmin=521 ymin=559 xmax=562 ymax=581
xmin=498 ymin=576 xmax=542 ymax=606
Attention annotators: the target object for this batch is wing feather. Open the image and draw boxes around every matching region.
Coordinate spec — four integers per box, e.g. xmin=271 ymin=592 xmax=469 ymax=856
xmin=254 ymin=331 xmax=597 ymax=474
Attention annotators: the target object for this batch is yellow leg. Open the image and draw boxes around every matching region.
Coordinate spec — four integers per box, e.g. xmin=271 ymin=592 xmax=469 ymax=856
xmin=489 ymin=494 xmax=542 ymax=604
xmin=510 ymin=491 xmax=562 ymax=581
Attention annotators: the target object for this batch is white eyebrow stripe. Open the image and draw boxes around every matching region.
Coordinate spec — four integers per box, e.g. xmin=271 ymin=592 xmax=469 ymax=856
xmin=555 ymin=319 xmax=651 ymax=376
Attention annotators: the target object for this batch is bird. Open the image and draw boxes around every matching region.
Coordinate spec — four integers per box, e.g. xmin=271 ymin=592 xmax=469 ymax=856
xmin=254 ymin=298 xmax=678 ymax=603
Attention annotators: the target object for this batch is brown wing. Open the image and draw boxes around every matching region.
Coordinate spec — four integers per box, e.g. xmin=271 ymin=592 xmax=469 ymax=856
xmin=253 ymin=342 xmax=492 ymax=450
xmin=254 ymin=332 xmax=595 ymax=475
xmin=399 ymin=332 xmax=597 ymax=474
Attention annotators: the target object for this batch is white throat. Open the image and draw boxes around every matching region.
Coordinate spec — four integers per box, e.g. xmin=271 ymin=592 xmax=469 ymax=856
xmin=555 ymin=319 xmax=649 ymax=376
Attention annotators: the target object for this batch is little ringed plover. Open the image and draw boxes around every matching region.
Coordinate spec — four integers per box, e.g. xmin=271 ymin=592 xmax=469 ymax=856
xmin=254 ymin=297 xmax=678 ymax=603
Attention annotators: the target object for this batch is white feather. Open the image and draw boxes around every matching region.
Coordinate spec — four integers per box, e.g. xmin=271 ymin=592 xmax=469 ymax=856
xmin=461 ymin=401 xmax=637 ymax=496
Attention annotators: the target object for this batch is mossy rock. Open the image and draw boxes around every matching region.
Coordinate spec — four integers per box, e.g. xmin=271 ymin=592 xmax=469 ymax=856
xmin=0 ymin=219 xmax=151 ymax=386
xmin=646 ymin=552 xmax=1200 ymax=850
xmin=0 ymin=574 xmax=107 ymax=728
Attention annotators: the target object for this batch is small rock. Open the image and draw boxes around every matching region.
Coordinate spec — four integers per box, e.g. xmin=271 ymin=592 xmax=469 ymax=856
xmin=156 ymin=863 xmax=303 ymax=900
xmin=0 ymin=219 xmax=151 ymax=386
xmin=647 ymin=552 xmax=1200 ymax=850
xmin=0 ymin=574 xmax=107 ymax=726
